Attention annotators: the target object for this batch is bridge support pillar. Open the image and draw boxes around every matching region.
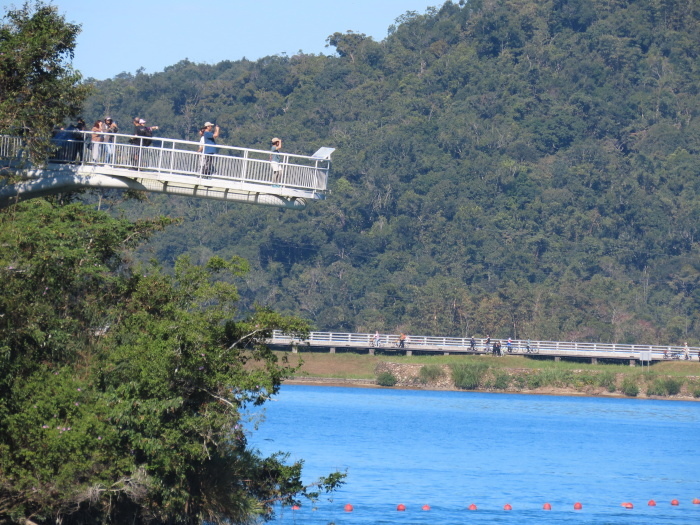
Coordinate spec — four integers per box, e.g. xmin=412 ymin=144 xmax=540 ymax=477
xmin=406 ymin=350 xmax=413 ymax=356
xmin=444 ymin=352 xmax=450 ymax=356
xmin=329 ymin=347 xmax=336 ymax=354
xmin=629 ymin=359 xmax=636 ymax=367
xmin=368 ymin=348 xmax=375 ymax=356
xmin=591 ymin=357 xmax=598 ymax=364
xmin=554 ymin=356 xmax=561 ymax=362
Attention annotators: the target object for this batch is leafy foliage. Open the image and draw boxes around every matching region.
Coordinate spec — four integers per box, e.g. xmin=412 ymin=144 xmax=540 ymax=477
xmin=0 ymin=1 xmax=91 ymax=159
xmin=418 ymin=364 xmax=444 ymax=383
xmin=450 ymin=361 xmax=490 ymax=389
xmin=0 ymin=202 xmax=345 ymax=524
xmin=376 ymin=371 xmax=398 ymax=386
xmin=72 ymin=0 xmax=700 ymax=346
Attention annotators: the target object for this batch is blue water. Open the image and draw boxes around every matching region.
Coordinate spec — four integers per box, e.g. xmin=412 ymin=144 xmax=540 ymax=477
xmin=250 ymin=386 xmax=700 ymax=524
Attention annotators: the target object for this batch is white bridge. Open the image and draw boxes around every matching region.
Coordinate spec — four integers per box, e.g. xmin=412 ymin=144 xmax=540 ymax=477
xmin=0 ymin=132 xmax=333 ymax=209
xmin=270 ymin=331 xmax=699 ymax=365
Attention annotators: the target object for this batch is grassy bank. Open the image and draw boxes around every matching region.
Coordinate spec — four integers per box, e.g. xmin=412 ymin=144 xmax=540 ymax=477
xmin=279 ymin=351 xmax=700 ymax=399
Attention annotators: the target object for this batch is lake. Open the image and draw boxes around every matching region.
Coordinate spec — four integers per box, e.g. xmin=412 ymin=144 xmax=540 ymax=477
xmin=251 ymin=386 xmax=700 ymax=524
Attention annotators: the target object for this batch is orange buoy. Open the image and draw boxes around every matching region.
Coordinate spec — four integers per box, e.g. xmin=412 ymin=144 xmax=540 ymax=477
xmin=671 ymin=499 xmax=680 ymax=506
xmin=503 ymin=503 xmax=512 ymax=510
xmin=693 ymin=498 xmax=700 ymax=505
xmin=573 ymin=502 xmax=583 ymax=510
xmin=396 ymin=503 xmax=406 ymax=511
xmin=421 ymin=504 xmax=430 ymax=511
xmin=467 ymin=503 xmax=477 ymax=511
xmin=543 ymin=502 xmax=552 ymax=510
xmin=622 ymin=502 xmax=633 ymax=509
xmin=343 ymin=503 xmax=354 ymax=512
xmin=648 ymin=500 xmax=657 ymax=506
xmin=291 ymin=505 xmax=300 ymax=510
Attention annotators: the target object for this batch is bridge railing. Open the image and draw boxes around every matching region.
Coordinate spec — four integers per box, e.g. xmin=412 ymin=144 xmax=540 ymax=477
xmin=0 ymin=136 xmax=22 ymax=158
xmin=0 ymin=132 xmax=331 ymax=193
xmin=270 ymin=330 xmax=697 ymax=360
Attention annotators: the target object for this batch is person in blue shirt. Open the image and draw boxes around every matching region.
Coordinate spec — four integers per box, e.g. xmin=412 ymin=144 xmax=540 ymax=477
xmin=198 ymin=121 xmax=220 ymax=176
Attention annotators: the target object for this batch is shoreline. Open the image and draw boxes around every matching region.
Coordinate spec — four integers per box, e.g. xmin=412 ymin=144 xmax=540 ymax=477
xmin=283 ymin=376 xmax=700 ymax=401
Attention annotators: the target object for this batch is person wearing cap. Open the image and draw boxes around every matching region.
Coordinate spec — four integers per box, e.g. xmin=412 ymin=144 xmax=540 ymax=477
xmin=103 ymin=117 xmax=118 ymax=164
xmin=198 ymin=121 xmax=220 ymax=176
xmin=130 ymin=119 xmax=155 ymax=169
xmin=270 ymin=137 xmax=283 ymax=185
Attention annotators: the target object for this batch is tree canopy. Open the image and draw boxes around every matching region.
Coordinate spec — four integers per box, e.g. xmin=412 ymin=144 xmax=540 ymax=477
xmin=78 ymin=0 xmax=700 ymax=345
xmin=0 ymin=201 xmax=344 ymax=524
xmin=0 ymin=1 xmax=90 ymax=157
xmin=0 ymin=3 xmax=345 ymax=523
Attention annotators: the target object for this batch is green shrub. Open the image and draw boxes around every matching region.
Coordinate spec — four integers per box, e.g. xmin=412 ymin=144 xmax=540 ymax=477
xmin=376 ymin=371 xmax=397 ymax=387
xmin=491 ymin=371 xmax=511 ymax=390
xmin=645 ymin=379 xmax=667 ymax=397
xmin=512 ymin=375 xmax=528 ymax=389
xmin=419 ymin=364 xmax=444 ymax=384
xmin=450 ymin=362 xmax=489 ymax=390
xmin=663 ymin=377 xmax=683 ymax=396
xmin=538 ymin=368 xmax=574 ymax=387
xmin=526 ymin=372 xmax=543 ymax=389
xmin=645 ymin=377 xmax=683 ymax=397
xmin=575 ymin=372 xmax=597 ymax=387
xmin=693 ymin=383 xmax=700 ymax=398
xmin=621 ymin=376 xmax=639 ymax=397
xmin=596 ymin=370 xmax=617 ymax=392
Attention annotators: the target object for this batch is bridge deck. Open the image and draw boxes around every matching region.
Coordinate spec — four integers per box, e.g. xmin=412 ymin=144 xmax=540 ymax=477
xmin=270 ymin=331 xmax=699 ymax=363
xmin=0 ymin=132 xmax=333 ymax=209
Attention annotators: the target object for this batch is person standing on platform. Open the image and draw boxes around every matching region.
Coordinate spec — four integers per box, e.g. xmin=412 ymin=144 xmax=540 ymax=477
xmin=90 ymin=120 xmax=105 ymax=163
xmin=270 ymin=137 xmax=283 ymax=186
xmin=103 ymin=117 xmax=118 ymax=164
xmin=198 ymin=121 xmax=220 ymax=176
xmin=131 ymin=119 xmax=156 ymax=169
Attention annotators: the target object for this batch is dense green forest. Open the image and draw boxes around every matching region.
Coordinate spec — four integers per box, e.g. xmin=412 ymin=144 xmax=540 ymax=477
xmin=2 ymin=4 xmax=346 ymax=523
xmin=81 ymin=0 xmax=700 ymax=345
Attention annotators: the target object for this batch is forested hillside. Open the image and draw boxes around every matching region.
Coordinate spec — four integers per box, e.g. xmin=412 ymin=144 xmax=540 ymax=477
xmin=81 ymin=0 xmax=700 ymax=344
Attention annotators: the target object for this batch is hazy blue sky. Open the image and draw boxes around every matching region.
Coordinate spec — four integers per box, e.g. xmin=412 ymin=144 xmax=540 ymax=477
xmin=49 ymin=0 xmax=439 ymax=80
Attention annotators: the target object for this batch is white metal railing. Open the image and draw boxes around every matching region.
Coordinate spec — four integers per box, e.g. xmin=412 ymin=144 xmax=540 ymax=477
xmin=0 ymin=135 xmax=22 ymax=158
xmin=0 ymin=132 xmax=331 ymax=194
xmin=270 ymin=331 xmax=699 ymax=361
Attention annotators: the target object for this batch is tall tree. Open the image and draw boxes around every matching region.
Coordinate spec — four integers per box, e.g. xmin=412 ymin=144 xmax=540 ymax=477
xmin=0 ymin=1 xmax=91 ymax=159
xmin=0 ymin=201 xmax=344 ymax=524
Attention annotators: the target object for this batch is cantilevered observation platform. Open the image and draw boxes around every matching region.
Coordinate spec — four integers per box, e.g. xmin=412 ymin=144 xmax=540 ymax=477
xmin=0 ymin=132 xmax=333 ymax=209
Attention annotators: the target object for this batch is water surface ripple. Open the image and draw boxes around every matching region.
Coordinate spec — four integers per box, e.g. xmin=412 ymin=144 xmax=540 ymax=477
xmin=251 ymin=386 xmax=700 ymax=524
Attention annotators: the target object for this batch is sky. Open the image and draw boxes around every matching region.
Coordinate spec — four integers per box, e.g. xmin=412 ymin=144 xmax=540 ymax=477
xmin=49 ymin=0 xmax=440 ymax=81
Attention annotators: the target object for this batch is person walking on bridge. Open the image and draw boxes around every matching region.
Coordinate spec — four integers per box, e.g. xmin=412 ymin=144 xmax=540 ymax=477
xmin=398 ymin=332 xmax=406 ymax=349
